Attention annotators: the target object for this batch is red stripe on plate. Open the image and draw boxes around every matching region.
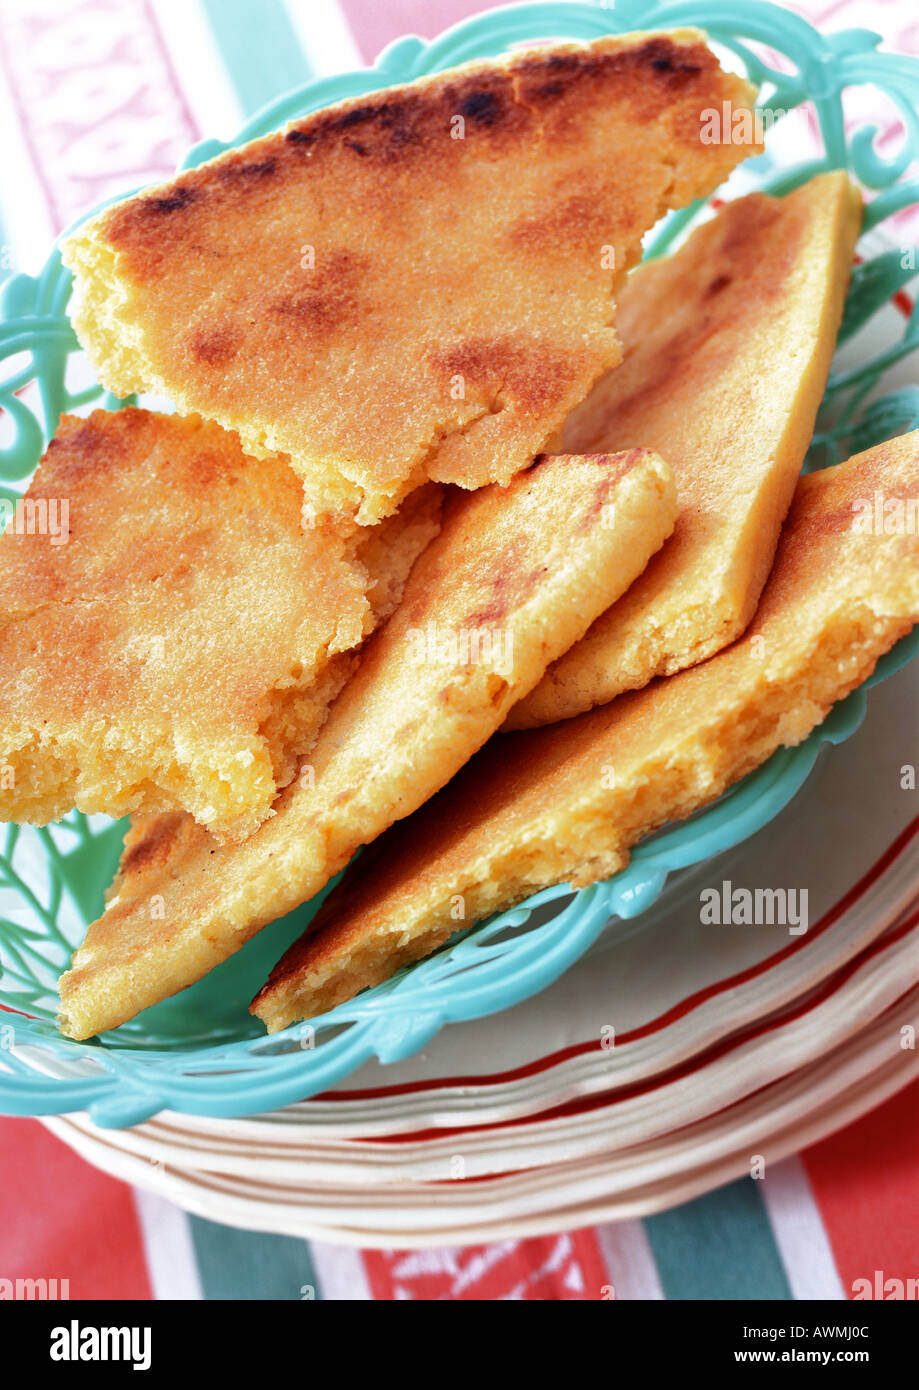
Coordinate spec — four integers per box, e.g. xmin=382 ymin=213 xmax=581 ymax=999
xmin=322 ymin=816 xmax=919 ymax=1100
xmin=803 ymin=1078 xmax=919 ymax=1299
xmin=893 ymin=289 xmax=914 ymax=318
xmin=0 ymin=1117 xmax=152 ymax=1300
xmin=361 ymin=1226 xmax=610 ymax=1299
xmin=356 ymin=909 xmax=919 ymax=1146
xmin=347 ymin=978 xmax=917 ymax=1184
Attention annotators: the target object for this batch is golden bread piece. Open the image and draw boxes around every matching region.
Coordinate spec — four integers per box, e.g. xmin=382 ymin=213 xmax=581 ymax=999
xmin=62 ymin=30 xmax=758 ymax=524
xmin=0 ymin=409 xmax=438 ymax=843
xmin=507 ymin=172 xmax=862 ymax=729
xmin=57 ymin=449 xmax=677 ymax=1038
xmin=252 ymin=432 xmax=919 ymax=1030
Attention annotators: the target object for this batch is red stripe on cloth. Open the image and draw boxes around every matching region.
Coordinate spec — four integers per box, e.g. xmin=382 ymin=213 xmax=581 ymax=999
xmin=802 ymin=1078 xmax=919 ymax=1299
xmin=0 ymin=1118 xmax=151 ymax=1300
xmin=339 ymin=0 xmax=505 ymax=65
xmin=361 ymin=1227 xmax=610 ymax=1299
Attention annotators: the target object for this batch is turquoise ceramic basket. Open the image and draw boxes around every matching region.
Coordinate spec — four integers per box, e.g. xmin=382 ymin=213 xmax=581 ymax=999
xmin=1 ymin=0 xmax=918 ymax=1126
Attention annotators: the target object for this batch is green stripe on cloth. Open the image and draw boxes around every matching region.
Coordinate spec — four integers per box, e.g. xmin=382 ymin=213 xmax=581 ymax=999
xmin=201 ymin=0 xmax=313 ymax=117
xmin=188 ymin=1215 xmax=322 ymax=1300
xmin=644 ymin=1179 xmax=793 ymax=1300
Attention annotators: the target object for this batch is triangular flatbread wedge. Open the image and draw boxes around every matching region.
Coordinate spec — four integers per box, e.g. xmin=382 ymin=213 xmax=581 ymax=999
xmin=58 ymin=448 xmax=677 ymax=1037
xmin=507 ymin=172 xmax=862 ymax=729
xmin=0 ymin=409 xmax=441 ymax=843
xmin=62 ymin=30 xmax=757 ymax=524
xmin=252 ymin=432 xmax=919 ymax=1030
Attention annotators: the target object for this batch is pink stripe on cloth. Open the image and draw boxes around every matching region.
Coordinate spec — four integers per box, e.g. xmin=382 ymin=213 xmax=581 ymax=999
xmin=0 ymin=0 xmax=199 ymax=234
xmin=338 ymin=0 xmax=505 ymax=65
xmin=0 ymin=1117 xmax=152 ymax=1300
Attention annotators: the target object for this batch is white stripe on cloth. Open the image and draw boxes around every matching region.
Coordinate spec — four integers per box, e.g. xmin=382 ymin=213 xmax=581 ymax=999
xmin=283 ymin=0 xmax=363 ymax=77
xmin=131 ymin=1187 xmax=205 ymax=1301
xmin=593 ymin=1219 xmax=666 ymax=1300
xmin=0 ymin=50 xmax=56 ymax=275
xmin=149 ymin=0 xmax=245 ymax=141
xmin=309 ymin=1239 xmax=374 ymax=1299
xmin=760 ymin=1156 xmax=846 ymax=1300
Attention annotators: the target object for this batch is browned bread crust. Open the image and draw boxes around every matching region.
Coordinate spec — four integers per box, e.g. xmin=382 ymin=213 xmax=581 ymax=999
xmin=63 ymin=30 xmax=758 ymax=523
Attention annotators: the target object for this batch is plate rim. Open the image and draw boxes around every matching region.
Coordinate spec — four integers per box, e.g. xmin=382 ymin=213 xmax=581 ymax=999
xmin=41 ymin=989 xmax=919 ymax=1245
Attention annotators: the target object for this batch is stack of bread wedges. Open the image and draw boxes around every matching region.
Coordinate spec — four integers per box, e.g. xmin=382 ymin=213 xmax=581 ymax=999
xmin=0 ymin=30 xmax=915 ymax=1039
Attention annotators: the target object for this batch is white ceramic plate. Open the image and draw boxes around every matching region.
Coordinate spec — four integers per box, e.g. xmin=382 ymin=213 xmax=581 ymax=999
xmin=44 ymin=984 xmax=919 ymax=1246
xmin=47 ymin=884 xmax=919 ymax=1186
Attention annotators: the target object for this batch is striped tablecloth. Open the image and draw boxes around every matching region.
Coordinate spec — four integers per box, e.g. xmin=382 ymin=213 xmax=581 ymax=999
xmin=0 ymin=0 xmax=917 ymax=1301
